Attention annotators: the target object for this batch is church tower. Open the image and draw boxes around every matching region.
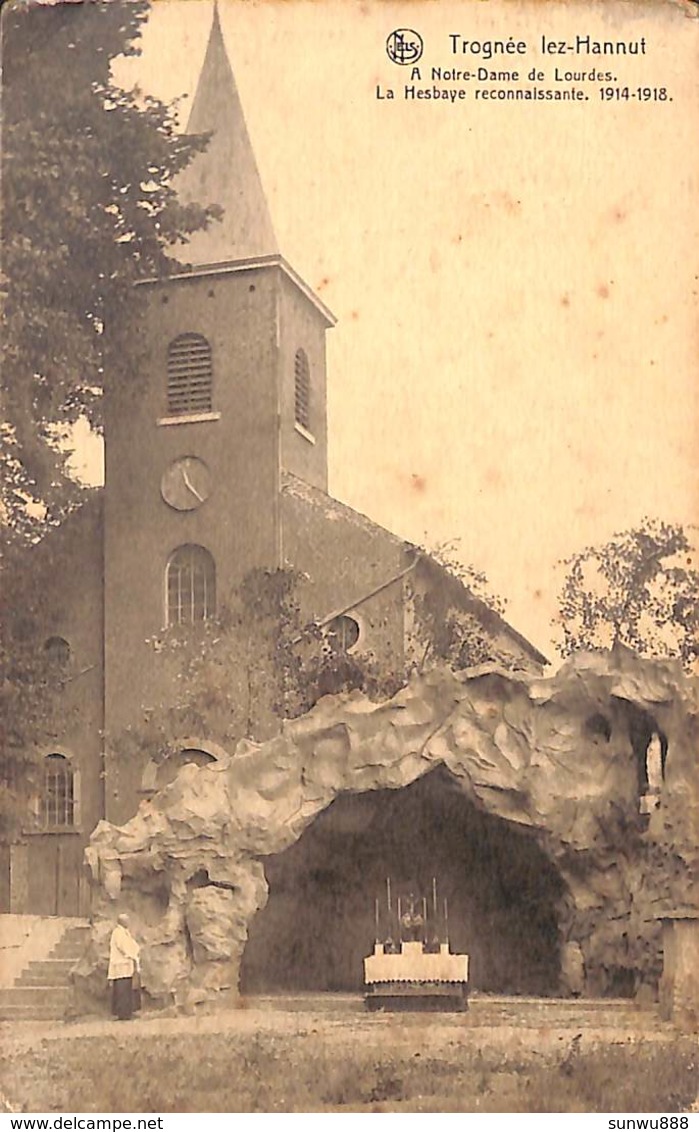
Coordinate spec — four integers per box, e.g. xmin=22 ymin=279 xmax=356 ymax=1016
xmin=103 ymin=5 xmax=335 ymax=821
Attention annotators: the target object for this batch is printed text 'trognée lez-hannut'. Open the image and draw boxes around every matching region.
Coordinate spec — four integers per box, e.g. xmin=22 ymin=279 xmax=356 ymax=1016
xmin=448 ymin=35 xmax=647 ymax=59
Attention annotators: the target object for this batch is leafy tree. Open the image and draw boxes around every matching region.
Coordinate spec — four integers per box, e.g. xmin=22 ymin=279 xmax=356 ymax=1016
xmin=555 ymin=518 xmax=699 ymax=667
xmin=1 ymin=0 xmax=217 ymax=534
xmin=406 ymin=541 xmax=521 ymax=672
xmin=115 ymin=568 xmax=370 ymax=767
xmin=0 ymin=0 xmax=216 ymax=828
xmin=0 ymin=541 xmax=82 ymax=836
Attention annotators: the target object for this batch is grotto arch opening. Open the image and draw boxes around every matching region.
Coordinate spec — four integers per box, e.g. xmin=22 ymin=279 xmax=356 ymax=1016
xmin=240 ymin=766 xmax=567 ymax=996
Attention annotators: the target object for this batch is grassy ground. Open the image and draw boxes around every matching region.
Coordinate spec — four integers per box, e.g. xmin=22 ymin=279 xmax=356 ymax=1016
xmin=1 ymin=997 xmax=697 ymax=1113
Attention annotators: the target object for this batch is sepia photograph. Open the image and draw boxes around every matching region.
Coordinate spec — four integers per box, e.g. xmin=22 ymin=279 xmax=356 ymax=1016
xmin=1 ymin=0 xmax=698 ymax=1115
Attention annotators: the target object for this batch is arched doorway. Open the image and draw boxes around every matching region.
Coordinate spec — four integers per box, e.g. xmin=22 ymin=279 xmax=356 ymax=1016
xmin=240 ymin=766 xmax=565 ymax=996
xmin=24 ymin=751 xmax=84 ymax=916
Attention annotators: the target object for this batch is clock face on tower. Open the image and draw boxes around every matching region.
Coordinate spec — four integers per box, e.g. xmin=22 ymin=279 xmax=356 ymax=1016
xmin=161 ymin=456 xmax=212 ymax=511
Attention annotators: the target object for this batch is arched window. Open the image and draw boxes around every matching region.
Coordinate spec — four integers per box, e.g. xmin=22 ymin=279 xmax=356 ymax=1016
xmin=44 ymin=636 xmax=70 ymax=671
xmin=42 ymin=754 xmax=75 ymax=828
xmin=294 ymin=349 xmax=311 ymax=432
xmin=167 ymin=333 xmax=213 ymax=416
xmin=166 ymin=544 xmax=216 ymax=626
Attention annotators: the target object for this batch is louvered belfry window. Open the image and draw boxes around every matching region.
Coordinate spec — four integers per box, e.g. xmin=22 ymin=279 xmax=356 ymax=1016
xmin=294 ymin=348 xmax=311 ymax=431
xmin=167 ymin=333 xmax=213 ymax=416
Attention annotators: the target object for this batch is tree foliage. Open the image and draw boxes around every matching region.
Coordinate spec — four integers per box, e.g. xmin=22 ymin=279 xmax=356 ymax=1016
xmin=0 ymin=541 xmax=82 ymax=837
xmin=555 ymin=518 xmax=699 ymax=667
xmin=407 ymin=541 xmax=522 ymax=672
xmin=1 ymin=0 xmax=217 ymax=533
xmin=0 ymin=0 xmax=216 ymax=829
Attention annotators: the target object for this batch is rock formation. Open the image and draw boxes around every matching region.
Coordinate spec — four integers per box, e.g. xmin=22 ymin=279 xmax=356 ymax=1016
xmin=79 ymin=647 xmax=699 ymax=1007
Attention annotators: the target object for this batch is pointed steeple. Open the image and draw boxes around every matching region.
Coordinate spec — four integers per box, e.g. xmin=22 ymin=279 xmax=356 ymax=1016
xmin=175 ymin=2 xmax=278 ymax=266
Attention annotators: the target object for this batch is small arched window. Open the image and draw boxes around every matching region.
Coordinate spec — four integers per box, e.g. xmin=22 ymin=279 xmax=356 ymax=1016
xmin=167 ymin=333 xmax=213 ymax=416
xmin=44 ymin=636 xmax=70 ymax=671
xmin=166 ymin=544 xmax=216 ymax=626
xmin=42 ymin=753 xmax=75 ymax=828
xmin=294 ymin=348 xmax=311 ymax=432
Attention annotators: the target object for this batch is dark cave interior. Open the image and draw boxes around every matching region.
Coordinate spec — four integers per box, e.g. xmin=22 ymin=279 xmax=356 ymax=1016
xmin=241 ymin=766 xmax=565 ymax=995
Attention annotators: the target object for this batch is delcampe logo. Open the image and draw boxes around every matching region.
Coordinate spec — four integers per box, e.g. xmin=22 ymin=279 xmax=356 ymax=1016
xmin=386 ymin=29 xmax=424 ymax=66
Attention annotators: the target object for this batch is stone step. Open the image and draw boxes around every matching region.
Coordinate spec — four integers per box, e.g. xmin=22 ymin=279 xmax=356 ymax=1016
xmin=19 ymin=958 xmax=76 ymax=973
xmin=16 ymin=963 xmax=77 ymax=987
xmin=0 ymin=985 xmax=73 ymax=1007
xmin=1 ymin=920 xmax=90 ymax=1019
xmin=54 ymin=923 xmax=89 ymax=938
xmin=45 ymin=948 xmax=86 ymax=964
xmin=49 ymin=931 xmax=90 ymax=959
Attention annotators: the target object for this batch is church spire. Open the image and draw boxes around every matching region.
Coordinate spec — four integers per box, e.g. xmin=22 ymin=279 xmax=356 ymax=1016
xmin=174 ymin=1 xmax=278 ymax=266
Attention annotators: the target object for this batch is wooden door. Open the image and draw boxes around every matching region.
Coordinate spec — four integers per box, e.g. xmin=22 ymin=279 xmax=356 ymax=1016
xmin=26 ymin=836 xmax=82 ymax=915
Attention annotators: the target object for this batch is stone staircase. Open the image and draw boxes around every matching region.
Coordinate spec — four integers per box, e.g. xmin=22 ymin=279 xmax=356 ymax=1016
xmin=0 ymin=921 xmax=90 ymax=1021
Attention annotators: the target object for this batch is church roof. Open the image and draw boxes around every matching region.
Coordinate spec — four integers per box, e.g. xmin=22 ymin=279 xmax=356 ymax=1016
xmin=281 ymin=473 xmax=549 ymax=668
xmin=173 ymin=3 xmax=278 ymax=267
xmin=281 ymin=471 xmax=406 ymax=548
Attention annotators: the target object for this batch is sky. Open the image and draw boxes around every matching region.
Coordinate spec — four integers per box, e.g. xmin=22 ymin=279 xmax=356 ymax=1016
xmin=94 ymin=0 xmax=699 ymax=659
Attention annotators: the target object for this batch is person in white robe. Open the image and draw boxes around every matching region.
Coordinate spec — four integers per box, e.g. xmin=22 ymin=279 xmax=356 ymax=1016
xmin=108 ymin=914 xmax=141 ymax=1020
